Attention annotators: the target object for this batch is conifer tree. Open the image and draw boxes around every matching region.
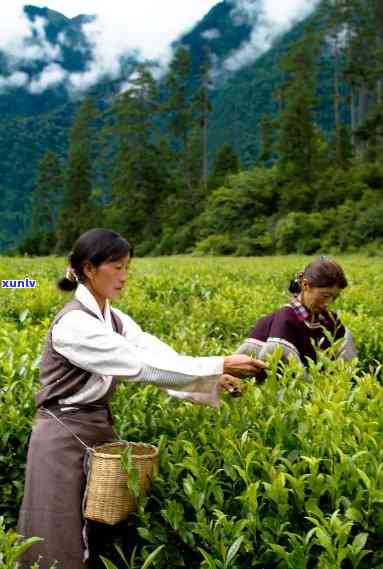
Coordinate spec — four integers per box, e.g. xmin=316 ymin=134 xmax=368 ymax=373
xmin=276 ymin=31 xmax=321 ymax=185
xmin=340 ymin=0 xmax=379 ymax=152
xmin=56 ymin=97 xmax=97 ymax=251
xmin=208 ymin=143 xmax=240 ymax=190
xmin=28 ymin=151 xmax=63 ymax=253
xmin=257 ymin=115 xmax=274 ymax=165
xmin=106 ymin=65 xmax=168 ymax=250
xmin=165 ymin=46 xmax=194 ymax=192
xmin=192 ymin=48 xmax=213 ymax=191
xmin=319 ymin=0 xmax=349 ymax=165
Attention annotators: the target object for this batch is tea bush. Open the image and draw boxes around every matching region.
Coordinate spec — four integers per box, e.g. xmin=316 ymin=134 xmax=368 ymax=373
xmin=0 ymin=255 xmax=383 ymax=567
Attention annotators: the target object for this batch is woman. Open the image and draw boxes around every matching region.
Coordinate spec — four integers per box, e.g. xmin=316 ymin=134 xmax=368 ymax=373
xmin=236 ymin=258 xmax=357 ymax=371
xmin=18 ymin=228 xmax=264 ymax=569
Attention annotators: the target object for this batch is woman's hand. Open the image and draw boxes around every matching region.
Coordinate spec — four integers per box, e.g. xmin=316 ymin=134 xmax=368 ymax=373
xmin=219 ymin=374 xmax=242 ymax=397
xmin=223 ymin=354 xmax=266 ymax=377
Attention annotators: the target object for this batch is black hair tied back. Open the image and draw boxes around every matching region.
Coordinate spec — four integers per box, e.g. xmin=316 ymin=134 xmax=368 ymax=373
xmin=57 ymin=265 xmax=79 ymax=292
xmin=288 ymin=278 xmax=302 ymax=294
xmin=57 ymin=276 xmax=77 ymax=292
xmin=288 ymin=258 xmax=348 ymax=295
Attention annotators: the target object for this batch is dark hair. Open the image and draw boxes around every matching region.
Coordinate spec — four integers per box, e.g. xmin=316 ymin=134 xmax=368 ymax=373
xmin=58 ymin=228 xmax=133 ymax=292
xmin=288 ymin=258 xmax=348 ymax=294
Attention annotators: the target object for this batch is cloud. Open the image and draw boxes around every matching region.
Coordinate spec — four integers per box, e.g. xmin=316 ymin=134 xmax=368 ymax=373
xmin=0 ymin=1 xmax=322 ymax=94
xmin=0 ymin=4 xmax=32 ymax=56
xmin=65 ymin=1 xmax=222 ymax=92
xmin=223 ymin=0 xmax=321 ymax=73
xmin=1 ymin=1 xmax=218 ymax=93
xmin=201 ymin=29 xmax=222 ymax=41
xmin=0 ymin=8 xmax=65 ymax=93
xmin=1 ymin=12 xmax=62 ymax=67
xmin=0 ymin=71 xmax=29 ymax=91
xmin=29 ymin=63 xmax=68 ymax=94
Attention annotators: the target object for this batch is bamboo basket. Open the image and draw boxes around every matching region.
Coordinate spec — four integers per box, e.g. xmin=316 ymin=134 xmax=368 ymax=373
xmin=84 ymin=441 xmax=158 ymax=525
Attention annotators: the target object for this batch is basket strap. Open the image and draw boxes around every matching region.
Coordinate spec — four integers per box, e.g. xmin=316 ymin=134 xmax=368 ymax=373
xmin=41 ymin=407 xmax=92 ymax=451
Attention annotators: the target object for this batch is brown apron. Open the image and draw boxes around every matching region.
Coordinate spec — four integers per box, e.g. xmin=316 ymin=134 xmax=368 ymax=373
xmin=18 ymin=300 xmax=125 ymax=569
xmin=18 ymin=404 xmax=116 ymax=569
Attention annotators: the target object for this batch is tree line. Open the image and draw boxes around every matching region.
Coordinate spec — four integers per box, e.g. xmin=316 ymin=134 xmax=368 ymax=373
xmin=20 ymin=0 xmax=383 ymax=256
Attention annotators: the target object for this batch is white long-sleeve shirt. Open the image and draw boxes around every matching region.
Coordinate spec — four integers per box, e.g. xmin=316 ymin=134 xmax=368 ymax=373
xmin=52 ymin=284 xmax=223 ymax=406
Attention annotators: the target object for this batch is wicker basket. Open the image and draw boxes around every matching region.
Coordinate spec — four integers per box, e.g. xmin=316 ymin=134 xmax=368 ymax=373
xmin=84 ymin=441 xmax=158 ymax=525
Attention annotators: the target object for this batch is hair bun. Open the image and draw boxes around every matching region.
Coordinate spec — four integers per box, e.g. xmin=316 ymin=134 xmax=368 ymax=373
xmin=288 ymin=279 xmax=301 ymax=294
xmin=57 ymin=277 xmax=77 ymax=292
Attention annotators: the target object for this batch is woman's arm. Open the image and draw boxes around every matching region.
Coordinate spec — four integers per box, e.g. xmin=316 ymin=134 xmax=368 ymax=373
xmin=52 ymin=311 xmax=264 ymax=392
xmin=238 ymin=309 xmax=305 ymax=368
xmin=52 ymin=311 xmax=222 ymax=390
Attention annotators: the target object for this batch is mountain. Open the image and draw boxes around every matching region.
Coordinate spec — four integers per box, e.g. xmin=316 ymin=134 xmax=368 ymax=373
xmin=0 ymin=1 xmax=334 ymax=249
xmin=178 ymin=0 xmax=254 ymax=77
xmin=0 ymin=5 xmax=92 ymax=117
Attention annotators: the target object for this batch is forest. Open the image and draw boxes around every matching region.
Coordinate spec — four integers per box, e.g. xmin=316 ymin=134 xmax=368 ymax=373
xmin=14 ymin=0 xmax=383 ymax=257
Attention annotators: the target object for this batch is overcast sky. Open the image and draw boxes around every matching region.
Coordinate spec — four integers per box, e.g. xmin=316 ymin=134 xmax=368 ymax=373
xmin=0 ymin=1 xmax=320 ymax=93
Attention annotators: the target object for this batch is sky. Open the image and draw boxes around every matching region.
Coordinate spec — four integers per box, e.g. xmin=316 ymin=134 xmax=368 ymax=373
xmin=0 ymin=0 xmax=321 ymax=93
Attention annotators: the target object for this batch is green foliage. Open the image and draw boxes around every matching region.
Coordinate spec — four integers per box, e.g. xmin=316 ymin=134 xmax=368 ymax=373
xmin=257 ymin=115 xmax=275 ymax=166
xmin=101 ymin=544 xmax=164 ymax=569
xmin=3 ymin=1 xmax=383 ymax=256
xmin=277 ymin=31 xmax=322 ymax=184
xmin=20 ymin=152 xmax=63 ymax=255
xmin=195 ymin=167 xmax=277 ymax=255
xmin=275 ymin=212 xmax=328 ymax=254
xmin=1 ymin=255 xmax=383 ymax=567
xmin=56 ymin=97 xmax=99 ymax=252
xmin=104 ymin=65 xmax=169 ymax=247
xmin=0 ymin=517 xmax=44 ymax=569
xmin=208 ymin=144 xmax=240 ymax=191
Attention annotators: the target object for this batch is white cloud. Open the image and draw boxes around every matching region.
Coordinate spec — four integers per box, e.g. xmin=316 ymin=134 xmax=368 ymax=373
xmin=0 ymin=1 xmax=322 ymax=93
xmin=201 ymin=29 xmax=221 ymax=41
xmin=0 ymin=9 xmax=63 ymax=93
xmin=230 ymin=0 xmax=261 ymax=25
xmin=0 ymin=71 xmax=29 ymax=91
xmin=29 ymin=63 xmax=68 ymax=94
xmin=1 ymin=1 xmax=218 ymax=93
xmin=1 ymin=12 xmax=61 ymax=66
xmin=0 ymin=4 xmax=31 ymax=56
xmin=65 ymin=1 xmax=222 ymax=92
xmin=224 ymin=0 xmax=321 ymax=72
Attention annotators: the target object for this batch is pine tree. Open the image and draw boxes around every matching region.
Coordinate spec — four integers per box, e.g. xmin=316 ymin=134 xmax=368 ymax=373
xmin=192 ymin=48 xmax=213 ymax=191
xmin=56 ymin=97 xmax=98 ymax=251
xmin=257 ymin=115 xmax=274 ymax=165
xmin=276 ymin=30 xmax=322 ymax=185
xmin=164 ymin=46 xmax=194 ymax=192
xmin=106 ymin=65 xmax=168 ymax=250
xmin=320 ymin=0 xmax=383 ymax=158
xmin=28 ymin=151 xmax=63 ymax=253
xmin=340 ymin=0 xmax=379 ymax=153
xmin=319 ymin=0 xmax=349 ymax=166
xmin=208 ymin=143 xmax=240 ymax=190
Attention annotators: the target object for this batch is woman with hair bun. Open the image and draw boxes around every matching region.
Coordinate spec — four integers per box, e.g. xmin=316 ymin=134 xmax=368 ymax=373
xmin=18 ymin=228 xmax=265 ymax=569
xmin=236 ymin=257 xmax=357 ymax=371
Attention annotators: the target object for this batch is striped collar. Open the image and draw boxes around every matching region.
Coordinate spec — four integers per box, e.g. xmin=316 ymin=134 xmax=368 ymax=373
xmin=288 ymin=296 xmax=332 ymax=329
xmin=288 ymin=297 xmax=310 ymax=322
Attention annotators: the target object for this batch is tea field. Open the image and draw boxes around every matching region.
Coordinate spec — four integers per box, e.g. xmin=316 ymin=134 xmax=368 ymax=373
xmin=1 ymin=255 xmax=383 ymax=568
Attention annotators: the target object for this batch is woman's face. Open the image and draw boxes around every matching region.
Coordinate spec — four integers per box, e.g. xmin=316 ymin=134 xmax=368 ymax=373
xmin=84 ymin=255 xmax=130 ymax=304
xmin=301 ymin=280 xmax=340 ymax=313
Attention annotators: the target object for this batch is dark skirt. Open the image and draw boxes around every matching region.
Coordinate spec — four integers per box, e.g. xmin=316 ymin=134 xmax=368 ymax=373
xmin=18 ymin=407 xmax=115 ymax=569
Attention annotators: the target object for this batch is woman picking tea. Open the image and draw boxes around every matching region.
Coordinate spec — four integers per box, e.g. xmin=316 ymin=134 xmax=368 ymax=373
xmin=236 ymin=258 xmax=357 ymax=373
xmin=18 ymin=228 xmax=265 ymax=569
